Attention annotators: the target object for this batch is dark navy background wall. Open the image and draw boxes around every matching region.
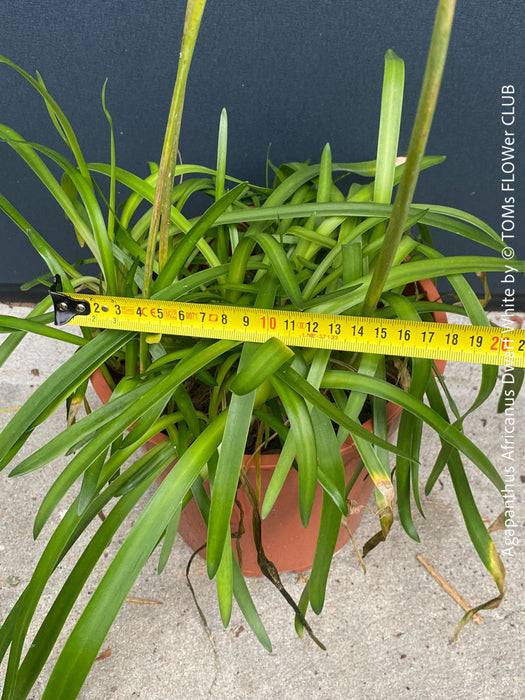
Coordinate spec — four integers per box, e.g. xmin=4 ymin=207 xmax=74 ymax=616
xmin=1 ymin=0 xmax=523 ymax=303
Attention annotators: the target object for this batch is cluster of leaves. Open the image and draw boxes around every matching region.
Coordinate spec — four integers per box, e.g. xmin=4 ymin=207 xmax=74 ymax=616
xmin=0 ymin=39 xmax=522 ymax=698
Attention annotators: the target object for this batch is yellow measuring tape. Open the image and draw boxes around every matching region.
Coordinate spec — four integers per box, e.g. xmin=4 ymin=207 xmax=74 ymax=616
xmin=50 ymin=290 xmax=525 ymax=368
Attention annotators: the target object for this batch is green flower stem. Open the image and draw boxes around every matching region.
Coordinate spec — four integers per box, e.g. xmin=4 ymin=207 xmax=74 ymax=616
xmin=143 ymin=0 xmax=207 ymax=299
xmin=140 ymin=0 xmax=206 ymax=371
xmin=361 ymin=0 xmax=456 ymax=316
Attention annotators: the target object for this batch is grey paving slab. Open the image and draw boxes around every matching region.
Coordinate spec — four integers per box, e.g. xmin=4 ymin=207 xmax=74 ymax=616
xmin=1 ymin=304 xmax=524 ymax=699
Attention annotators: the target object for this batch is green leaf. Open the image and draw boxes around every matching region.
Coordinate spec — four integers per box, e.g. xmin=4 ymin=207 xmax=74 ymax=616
xmin=269 ymin=374 xmax=317 ymax=527
xmin=8 ymin=375 xmax=165 ymax=477
xmin=231 ymin=558 xmax=272 ymax=651
xmin=309 ymin=492 xmax=342 ymax=615
xmin=417 ymin=203 xmax=502 ymax=246
xmin=247 ymin=231 xmax=304 ymax=309
xmin=277 ymin=365 xmax=406 ymax=458
xmin=153 ymin=182 xmax=248 ymax=291
xmin=77 ymin=451 xmax=107 ymax=514
xmin=173 ymin=384 xmax=201 ymax=438
xmin=260 ymin=433 xmax=296 ymax=519
xmin=373 ymin=49 xmax=405 ymax=206
xmin=0 ymin=192 xmax=80 ymax=282
xmin=230 ymin=338 xmax=294 ymax=395
xmin=336 ymin=353 xmax=380 ymax=446
xmin=90 ymin=163 xmax=189 ymax=232
xmin=312 ymin=423 xmax=347 ymax=512
xmin=0 ymin=129 xmax=117 ymax=293
xmin=216 ymin=530 xmax=234 ymax=626
xmin=294 ymin=580 xmax=311 ymax=639
xmin=317 ymin=143 xmax=333 ymax=203
xmin=0 ymin=330 xmax=134 ymax=469
xmin=207 ymin=346 xmax=256 ymax=577
xmin=9 ymin=444 xmax=173 ymax=699
xmin=0 ymin=315 xmax=86 ymax=346
xmin=0 ymin=298 xmax=52 ymax=370
xmin=215 ymin=108 xmax=228 ymax=201
xmin=101 ymin=79 xmax=116 ymax=242
xmin=308 ymin=409 xmax=346 ymax=614
xmin=446 ymin=449 xmax=505 ymax=638
xmin=0 ymin=55 xmax=90 ymax=179
xmin=33 ymin=341 xmax=238 ymax=536
xmin=157 ymin=507 xmax=182 ymax=575
xmin=395 ymin=357 xmax=431 ymax=540
xmin=321 ymin=369 xmax=504 ymax=492
xmin=331 ymin=353 xmax=395 ymax=515
xmin=40 ymin=412 xmax=227 ymax=699
xmin=381 ymin=291 xmax=431 ymax=537
xmin=361 ymin=0 xmax=456 ymax=314
xmin=311 ymin=256 xmax=525 ymax=315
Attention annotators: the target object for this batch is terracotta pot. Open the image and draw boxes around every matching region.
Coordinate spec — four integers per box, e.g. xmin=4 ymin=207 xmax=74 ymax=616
xmin=90 ymin=278 xmax=446 ymax=577
xmin=174 ymin=403 xmax=404 ymax=576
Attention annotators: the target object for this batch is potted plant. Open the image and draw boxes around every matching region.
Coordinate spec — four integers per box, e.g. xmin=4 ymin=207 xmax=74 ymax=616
xmin=0 ymin=0 xmax=522 ymax=696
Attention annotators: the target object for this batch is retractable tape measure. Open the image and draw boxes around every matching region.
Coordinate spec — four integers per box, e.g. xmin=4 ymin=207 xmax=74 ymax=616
xmin=50 ymin=289 xmax=525 ymax=368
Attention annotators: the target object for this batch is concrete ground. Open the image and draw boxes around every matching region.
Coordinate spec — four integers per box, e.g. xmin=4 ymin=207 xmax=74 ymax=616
xmin=0 ymin=303 xmax=524 ymax=699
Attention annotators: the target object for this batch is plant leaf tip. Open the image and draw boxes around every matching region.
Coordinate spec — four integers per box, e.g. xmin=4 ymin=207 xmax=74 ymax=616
xmin=385 ymin=48 xmax=402 ymax=61
xmin=207 ymin=559 xmax=219 ymax=580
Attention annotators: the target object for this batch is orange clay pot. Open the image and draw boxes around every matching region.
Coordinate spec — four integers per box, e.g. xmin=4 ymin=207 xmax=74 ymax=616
xmin=90 ymin=279 xmax=446 ymax=577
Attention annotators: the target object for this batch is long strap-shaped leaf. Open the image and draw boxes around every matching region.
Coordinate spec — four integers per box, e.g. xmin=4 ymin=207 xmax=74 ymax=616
xmin=0 ymin=55 xmax=90 ymax=179
xmin=269 ymin=374 xmax=318 ymax=527
xmin=6 ymin=444 xmax=175 ymax=700
xmin=8 ymin=377 xmax=166 ymax=479
xmin=0 ymin=315 xmax=85 ymax=346
xmin=423 ymin=379 xmax=505 ymax=638
xmin=0 ymin=298 xmax=53 ymax=370
xmin=0 ymin=440 xmax=171 ymax=696
xmin=320 ymin=369 xmax=503 ymax=491
xmin=247 ymin=231 xmax=304 ymax=309
xmin=368 ymin=48 xmax=405 ymax=250
xmin=39 ymin=411 xmax=227 ymax=700
xmin=153 ymin=182 xmax=248 ymax=291
xmin=17 ymin=340 xmax=238 ymax=536
xmin=307 ymin=408 xmax=346 ymax=614
xmin=213 ymin=199 xmax=501 ymax=252
xmin=0 ymin=330 xmax=134 ymax=469
xmin=0 ymin=128 xmax=117 ymax=294
xmin=213 ymin=156 xmax=444 ymax=227
xmin=310 ymin=256 xmax=525 ymax=314
xmin=382 ymin=291 xmax=431 ymax=539
xmin=276 ymin=365 xmax=411 ymax=460
xmin=0 ymin=192 xmax=80 ymax=282
xmin=361 ymin=0 xmax=457 ymax=315
xmin=206 ymin=346 xmax=257 ymax=578
xmin=415 ymin=244 xmax=500 ymax=493
xmin=207 ymin=278 xmax=284 ymax=576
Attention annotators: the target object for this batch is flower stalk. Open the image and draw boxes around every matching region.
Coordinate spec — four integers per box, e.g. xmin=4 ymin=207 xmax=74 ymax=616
xmin=143 ymin=0 xmax=207 ymax=299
